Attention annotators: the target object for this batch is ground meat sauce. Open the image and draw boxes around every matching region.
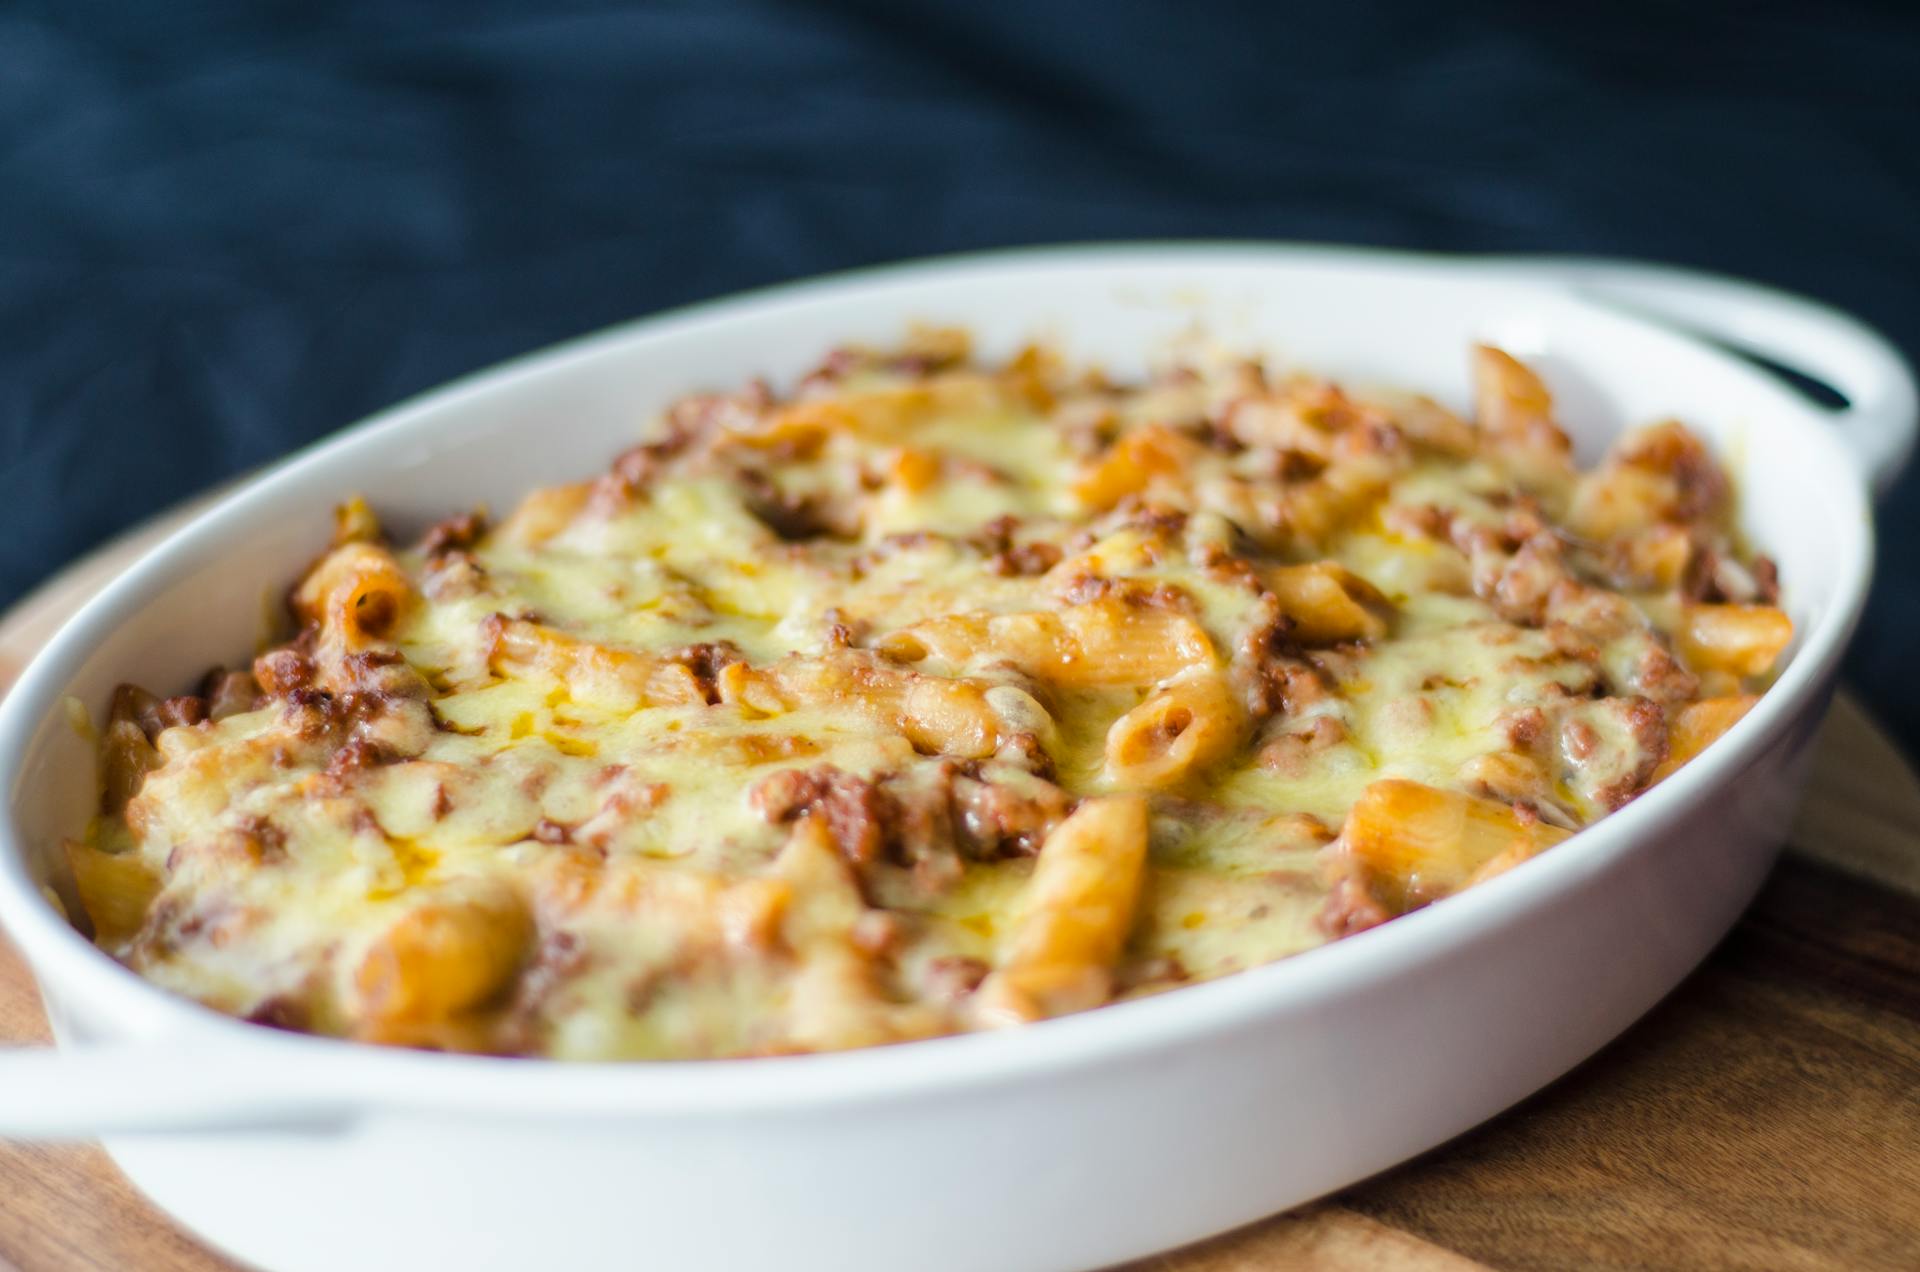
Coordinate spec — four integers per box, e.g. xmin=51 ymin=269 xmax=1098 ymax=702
xmin=72 ymin=333 xmax=1789 ymax=1060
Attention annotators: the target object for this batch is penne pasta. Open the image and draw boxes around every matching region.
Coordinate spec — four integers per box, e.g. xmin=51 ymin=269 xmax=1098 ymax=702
xmin=1567 ymin=466 xmax=1676 ymax=541
xmin=880 ymin=597 xmax=1216 ymax=687
xmin=64 ymin=840 xmax=162 ymax=948
xmin=75 ymin=335 xmax=1788 ymax=1061
xmin=485 ymin=617 xmax=707 ymax=712
xmin=744 ymin=378 xmax=1003 ymax=450
xmin=719 ymin=654 xmax=1008 ymax=758
xmin=350 ymin=878 xmax=533 ymax=1032
xmin=1259 ymin=561 xmax=1392 ymax=644
xmin=1567 ymin=422 xmax=1730 ymax=540
xmin=1676 ymin=604 xmax=1793 ymax=678
xmin=886 ymin=446 xmax=944 ymax=494
xmin=1471 ymin=345 xmax=1568 ymax=450
xmin=1648 ymin=695 xmax=1757 ymax=783
xmin=1071 ymin=425 xmax=1204 ymax=511
xmin=773 ymin=817 xmax=918 ymax=1050
xmin=1455 ymin=750 xmax=1554 ymax=809
xmin=977 ymin=794 xmax=1150 ymax=1023
xmin=1339 ymin=779 xmax=1571 ymax=915
xmin=1103 ymin=671 xmax=1243 ymax=790
xmin=294 ymin=540 xmax=415 ymax=651
xmin=1614 ymin=524 xmax=1695 ymax=590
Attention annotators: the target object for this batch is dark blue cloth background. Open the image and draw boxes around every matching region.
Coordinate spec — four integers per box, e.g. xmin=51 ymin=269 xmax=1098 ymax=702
xmin=5 ymin=1 xmax=1917 ymax=739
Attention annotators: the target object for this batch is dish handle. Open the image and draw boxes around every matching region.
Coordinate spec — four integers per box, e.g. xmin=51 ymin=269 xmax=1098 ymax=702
xmin=1480 ymin=255 xmax=1919 ymax=497
xmin=0 ymin=1044 xmax=349 ymax=1138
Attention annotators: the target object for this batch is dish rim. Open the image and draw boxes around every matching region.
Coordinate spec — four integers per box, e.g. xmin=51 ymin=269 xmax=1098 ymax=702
xmin=0 ymin=240 xmax=1874 ymax=1117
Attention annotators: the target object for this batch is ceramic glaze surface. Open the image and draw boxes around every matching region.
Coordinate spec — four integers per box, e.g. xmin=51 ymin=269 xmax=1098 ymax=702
xmin=0 ymin=246 xmax=1905 ymax=1272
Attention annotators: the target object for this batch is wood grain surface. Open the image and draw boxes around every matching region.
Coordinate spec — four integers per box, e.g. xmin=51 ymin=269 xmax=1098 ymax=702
xmin=1 ymin=504 xmax=1916 ymax=1272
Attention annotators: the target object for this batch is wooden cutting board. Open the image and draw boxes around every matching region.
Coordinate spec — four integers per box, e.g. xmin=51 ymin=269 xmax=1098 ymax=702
xmin=1 ymin=502 xmax=1916 ymax=1272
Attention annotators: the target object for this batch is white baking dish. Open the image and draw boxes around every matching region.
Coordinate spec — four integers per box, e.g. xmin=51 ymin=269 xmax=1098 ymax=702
xmin=0 ymin=245 xmax=1911 ymax=1272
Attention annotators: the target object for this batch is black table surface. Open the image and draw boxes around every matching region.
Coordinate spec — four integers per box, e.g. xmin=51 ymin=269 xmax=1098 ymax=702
xmin=5 ymin=0 xmax=1917 ymax=741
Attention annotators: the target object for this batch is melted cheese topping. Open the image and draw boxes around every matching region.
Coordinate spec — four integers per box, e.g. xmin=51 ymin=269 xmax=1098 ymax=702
xmin=74 ymin=332 xmax=1789 ymax=1060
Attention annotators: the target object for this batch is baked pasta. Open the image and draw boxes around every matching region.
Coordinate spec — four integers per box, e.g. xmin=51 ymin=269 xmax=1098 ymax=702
xmin=69 ymin=331 xmax=1790 ymax=1059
